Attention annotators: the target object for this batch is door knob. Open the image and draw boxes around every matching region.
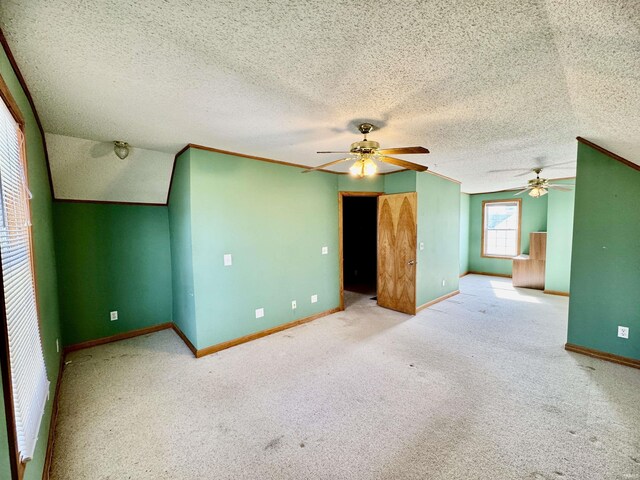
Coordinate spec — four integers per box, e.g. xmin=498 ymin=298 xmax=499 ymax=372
xmin=408 ymin=260 xmax=416 ymax=265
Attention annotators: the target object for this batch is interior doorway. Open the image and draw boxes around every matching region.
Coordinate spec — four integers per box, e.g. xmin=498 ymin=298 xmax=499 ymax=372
xmin=339 ymin=192 xmax=381 ymax=309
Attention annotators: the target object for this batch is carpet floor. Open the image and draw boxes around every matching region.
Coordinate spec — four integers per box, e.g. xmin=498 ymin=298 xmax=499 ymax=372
xmin=50 ymin=275 xmax=640 ymax=480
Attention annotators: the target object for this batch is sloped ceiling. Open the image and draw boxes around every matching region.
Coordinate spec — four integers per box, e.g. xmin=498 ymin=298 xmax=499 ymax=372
xmin=45 ymin=133 xmax=174 ymax=204
xmin=0 ymin=0 xmax=638 ymax=197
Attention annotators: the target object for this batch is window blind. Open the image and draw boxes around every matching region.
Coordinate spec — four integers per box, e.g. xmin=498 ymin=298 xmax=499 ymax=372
xmin=0 ymin=98 xmax=49 ymax=462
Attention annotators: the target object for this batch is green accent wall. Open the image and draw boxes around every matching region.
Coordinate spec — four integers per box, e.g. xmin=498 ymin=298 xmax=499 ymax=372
xmin=460 ymin=193 xmax=470 ymax=275
xmin=544 ymin=179 xmax=575 ymax=293
xmin=168 ymin=150 xmax=197 ymax=345
xmin=170 ymin=149 xmax=340 ymax=350
xmin=468 ymin=191 xmax=548 ymax=276
xmin=336 ymin=170 xmax=418 ymax=194
xmin=568 ymin=142 xmax=640 ymax=360
xmin=383 ymin=170 xmax=416 ymax=194
xmin=1 ymin=46 xmax=62 ymax=480
xmin=337 ymin=174 xmax=384 ymax=192
xmin=53 ymin=203 xmax=173 ymax=346
xmin=416 ymin=173 xmax=461 ymax=306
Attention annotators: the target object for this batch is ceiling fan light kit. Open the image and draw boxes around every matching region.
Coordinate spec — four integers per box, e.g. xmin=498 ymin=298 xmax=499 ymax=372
xmin=349 ymin=155 xmax=378 ymax=177
xmin=303 ymin=123 xmax=429 ymax=174
xmin=528 ymin=186 xmax=548 ymax=198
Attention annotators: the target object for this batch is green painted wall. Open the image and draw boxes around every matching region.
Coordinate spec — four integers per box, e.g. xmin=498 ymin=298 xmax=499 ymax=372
xmin=416 ymin=173 xmax=461 ymax=306
xmin=53 ymin=203 xmax=172 ymax=346
xmin=183 ymin=149 xmax=340 ymax=349
xmin=1 ymin=47 xmax=62 ymax=480
xmin=336 ymin=170 xmax=419 ymax=193
xmin=545 ymin=179 xmax=575 ymax=293
xmin=468 ymin=191 xmax=548 ymax=276
xmin=384 ymin=170 xmax=416 ymax=194
xmin=568 ymin=143 xmax=640 ymax=360
xmin=460 ymin=193 xmax=470 ymax=275
xmin=168 ymin=150 xmax=198 ymax=346
xmin=337 ymin=174 xmax=384 ymax=192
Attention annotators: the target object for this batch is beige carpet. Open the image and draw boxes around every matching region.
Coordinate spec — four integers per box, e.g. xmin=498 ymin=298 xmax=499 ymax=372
xmin=51 ymin=275 xmax=640 ymax=479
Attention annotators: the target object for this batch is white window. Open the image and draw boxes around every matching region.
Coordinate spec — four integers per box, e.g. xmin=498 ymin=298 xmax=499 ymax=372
xmin=0 ymin=92 xmax=49 ymax=463
xmin=482 ymin=200 xmax=521 ymax=258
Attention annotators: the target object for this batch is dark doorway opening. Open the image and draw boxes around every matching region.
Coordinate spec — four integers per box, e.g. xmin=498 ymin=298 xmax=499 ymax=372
xmin=343 ymin=196 xmax=378 ymax=296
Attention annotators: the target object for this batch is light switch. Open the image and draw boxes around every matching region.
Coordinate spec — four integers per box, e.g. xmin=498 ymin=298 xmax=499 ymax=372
xmin=224 ymin=254 xmax=232 ymax=266
xmin=255 ymin=308 xmax=264 ymax=319
xmin=322 ymin=246 xmax=328 ymax=255
xmin=419 ymin=242 xmax=424 ymax=251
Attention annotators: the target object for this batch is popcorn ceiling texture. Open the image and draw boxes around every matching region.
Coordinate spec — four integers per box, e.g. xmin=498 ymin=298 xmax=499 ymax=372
xmin=1 ymin=0 xmax=639 ymax=196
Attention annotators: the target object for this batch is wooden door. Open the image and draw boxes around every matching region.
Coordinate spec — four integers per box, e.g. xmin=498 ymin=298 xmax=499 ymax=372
xmin=377 ymin=192 xmax=417 ymax=314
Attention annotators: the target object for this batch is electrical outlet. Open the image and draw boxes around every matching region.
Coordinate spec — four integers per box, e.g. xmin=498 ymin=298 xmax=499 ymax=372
xmin=110 ymin=311 xmax=118 ymax=321
xmin=618 ymin=326 xmax=629 ymax=339
xmin=322 ymin=246 xmax=328 ymax=255
xmin=291 ymin=300 xmax=297 ymax=310
xmin=311 ymin=295 xmax=318 ymax=304
xmin=56 ymin=339 xmax=59 ymax=353
xmin=255 ymin=308 xmax=264 ymax=319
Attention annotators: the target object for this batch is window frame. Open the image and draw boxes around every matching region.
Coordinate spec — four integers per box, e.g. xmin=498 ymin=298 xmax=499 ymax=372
xmin=481 ymin=198 xmax=522 ymax=259
xmin=0 ymin=71 xmax=41 ymax=480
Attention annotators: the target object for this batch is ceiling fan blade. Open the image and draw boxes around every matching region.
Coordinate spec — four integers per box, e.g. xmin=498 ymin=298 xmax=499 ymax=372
xmin=317 ymin=150 xmax=351 ymax=154
xmin=380 ymin=156 xmax=429 ymax=172
xmin=542 ymin=160 xmax=575 ymax=169
xmin=547 ymin=184 xmax=574 ymax=191
xmin=513 ymin=187 xmax=531 ymax=196
xmin=377 ymin=146 xmax=430 ymax=155
xmin=488 ymin=167 xmax=530 ymax=174
xmin=302 ymin=157 xmax=352 ymax=173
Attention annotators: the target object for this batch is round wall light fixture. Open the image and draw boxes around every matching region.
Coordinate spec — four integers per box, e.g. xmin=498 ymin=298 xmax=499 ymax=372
xmin=113 ymin=141 xmax=130 ymax=159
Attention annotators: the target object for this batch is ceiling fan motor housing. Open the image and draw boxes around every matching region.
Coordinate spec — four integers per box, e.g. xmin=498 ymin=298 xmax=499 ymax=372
xmin=528 ymin=178 xmax=548 ymax=187
xmin=350 ymin=140 xmax=380 ymax=154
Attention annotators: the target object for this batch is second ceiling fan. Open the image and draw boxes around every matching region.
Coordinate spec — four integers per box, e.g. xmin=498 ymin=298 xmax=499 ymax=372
xmin=302 ymin=123 xmax=430 ymax=177
xmin=514 ymin=168 xmax=574 ymax=197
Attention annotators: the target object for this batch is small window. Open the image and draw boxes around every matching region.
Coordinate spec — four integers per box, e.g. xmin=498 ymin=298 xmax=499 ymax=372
xmin=482 ymin=199 xmax=521 ymax=258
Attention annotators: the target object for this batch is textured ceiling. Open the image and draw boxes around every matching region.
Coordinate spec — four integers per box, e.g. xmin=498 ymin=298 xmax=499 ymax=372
xmin=1 ymin=0 xmax=639 ymax=195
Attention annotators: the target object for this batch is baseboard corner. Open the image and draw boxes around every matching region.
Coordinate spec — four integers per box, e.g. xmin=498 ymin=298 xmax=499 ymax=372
xmin=171 ymin=323 xmax=198 ymax=357
xmin=544 ymin=289 xmax=570 ymax=297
